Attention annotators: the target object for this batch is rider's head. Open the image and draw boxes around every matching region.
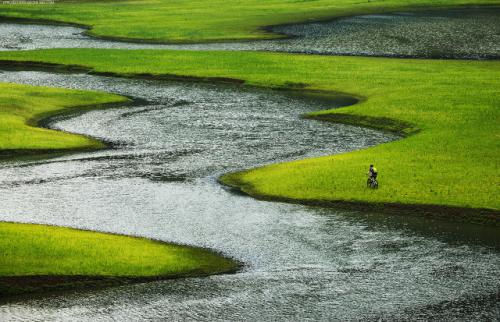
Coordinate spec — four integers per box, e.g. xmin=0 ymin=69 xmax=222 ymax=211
xmin=370 ymin=164 xmax=373 ymax=168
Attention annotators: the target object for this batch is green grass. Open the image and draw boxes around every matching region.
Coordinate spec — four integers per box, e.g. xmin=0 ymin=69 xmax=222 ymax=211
xmin=0 ymin=82 xmax=129 ymax=154
xmin=0 ymin=49 xmax=497 ymax=211
xmin=0 ymin=222 xmax=238 ymax=296
xmin=0 ymin=0 xmax=498 ymax=43
xmin=0 ymin=222 xmax=236 ymax=276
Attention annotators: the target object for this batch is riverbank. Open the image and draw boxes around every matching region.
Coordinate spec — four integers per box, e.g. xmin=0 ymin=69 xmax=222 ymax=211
xmin=0 ymin=222 xmax=239 ymax=299
xmin=0 ymin=82 xmax=130 ymax=159
xmin=0 ymin=0 xmax=499 ymax=43
xmin=0 ymin=50 xmax=497 ymax=220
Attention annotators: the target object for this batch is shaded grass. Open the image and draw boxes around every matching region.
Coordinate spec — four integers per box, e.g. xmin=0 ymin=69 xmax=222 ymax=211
xmin=0 ymin=222 xmax=238 ymax=297
xmin=0 ymin=49 xmax=497 ymax=212
xmin=0 ymin=0 xmax=499 ymax=43
xmin=0 ymin=82 xmax=129 ymax=155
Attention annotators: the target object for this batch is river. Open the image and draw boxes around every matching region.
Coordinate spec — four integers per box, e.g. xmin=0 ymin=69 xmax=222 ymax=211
xmin=0 ymin=8 xmax=499 ymax=321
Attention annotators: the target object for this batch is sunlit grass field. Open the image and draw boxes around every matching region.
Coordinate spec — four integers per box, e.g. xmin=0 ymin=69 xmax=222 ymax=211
xmin=0 ymin=0 xmax=498 ymax=43
xmin=0 ymin=222 xmax=236 ymax=276
xmin=0 ymin=82 xmax=128 ymax=153
xmin=0 ymin=222 xmax=238 ymax=295
xmin=0 ymin=49 xmax=497 ymax=210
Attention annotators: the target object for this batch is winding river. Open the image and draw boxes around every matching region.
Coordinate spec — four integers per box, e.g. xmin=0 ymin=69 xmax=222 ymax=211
xmin=0 ymin=8 xmax=499 ymax=321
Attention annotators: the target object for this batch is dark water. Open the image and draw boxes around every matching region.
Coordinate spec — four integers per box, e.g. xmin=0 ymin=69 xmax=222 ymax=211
xmin=0 ymin=7 xmax=499 ymax=321
xmin=1 ymin=8 xmax=499 ymax=59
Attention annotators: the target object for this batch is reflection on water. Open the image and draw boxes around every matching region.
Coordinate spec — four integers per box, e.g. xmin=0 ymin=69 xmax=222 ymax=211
xmin=1 ymin=8 xmax=499 ymax=59
xmin=0 ymin=71 xmax=498 ymax=320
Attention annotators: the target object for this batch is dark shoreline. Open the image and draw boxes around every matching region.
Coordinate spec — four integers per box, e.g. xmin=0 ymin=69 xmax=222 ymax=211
xmin=0 ymin=268 xmax=241 ymax=304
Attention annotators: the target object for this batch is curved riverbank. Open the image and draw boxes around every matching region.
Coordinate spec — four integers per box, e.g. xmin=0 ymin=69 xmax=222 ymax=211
xmin=5 ymin=60 xmax=494 ymax=226
xmin=220 ymin=111 xmax=498 ymax=226
xmin=0 ymin=82 xmax=130 ymax=160
xmin=1 ymin=7 xmax=499 ymax=60
xmin=0 ymin=0 xmax=499 ymax=43
xmin=0 ymin=50 xmax=498 ymax=216
xmin=0 ymin=222 xmax=240 ymax=300
xmin=0 ymin=84 xmax=240 ymax=300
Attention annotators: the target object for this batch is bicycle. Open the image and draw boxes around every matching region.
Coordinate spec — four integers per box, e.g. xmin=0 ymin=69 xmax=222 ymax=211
xmin=367 ymin=176 xmax=379 ymax=189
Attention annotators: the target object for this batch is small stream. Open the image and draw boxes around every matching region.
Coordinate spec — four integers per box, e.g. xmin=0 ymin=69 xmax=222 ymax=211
xmin=0 ymin=7 xmax=499 ymax=321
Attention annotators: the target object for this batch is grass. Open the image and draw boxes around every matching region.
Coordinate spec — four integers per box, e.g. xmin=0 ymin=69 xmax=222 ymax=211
xmin=0 ymin=222 xmax=238 ymax=297
xmin=0 ymin=0 xmax=499 ymax=43
xmin=0 ymin=49 xmax=497 ymax=213
xmin=0 ymin=82 xmax=129 ymax=155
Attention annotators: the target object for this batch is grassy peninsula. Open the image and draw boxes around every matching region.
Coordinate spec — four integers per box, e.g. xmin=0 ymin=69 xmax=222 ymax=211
xmin=0 ymin=82 xmax=129 ymax=157
xmin=0 ymin=222 xmax=238 ymax=297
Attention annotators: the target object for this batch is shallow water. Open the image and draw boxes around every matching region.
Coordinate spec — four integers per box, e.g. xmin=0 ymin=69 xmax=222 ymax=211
xmin=1 ymin=8 xmax=499 ymax=58
xmin=0 ymin=6 xmax=499 ymax=321
xmin=0 ymin=71 xmax=498 ymax=320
